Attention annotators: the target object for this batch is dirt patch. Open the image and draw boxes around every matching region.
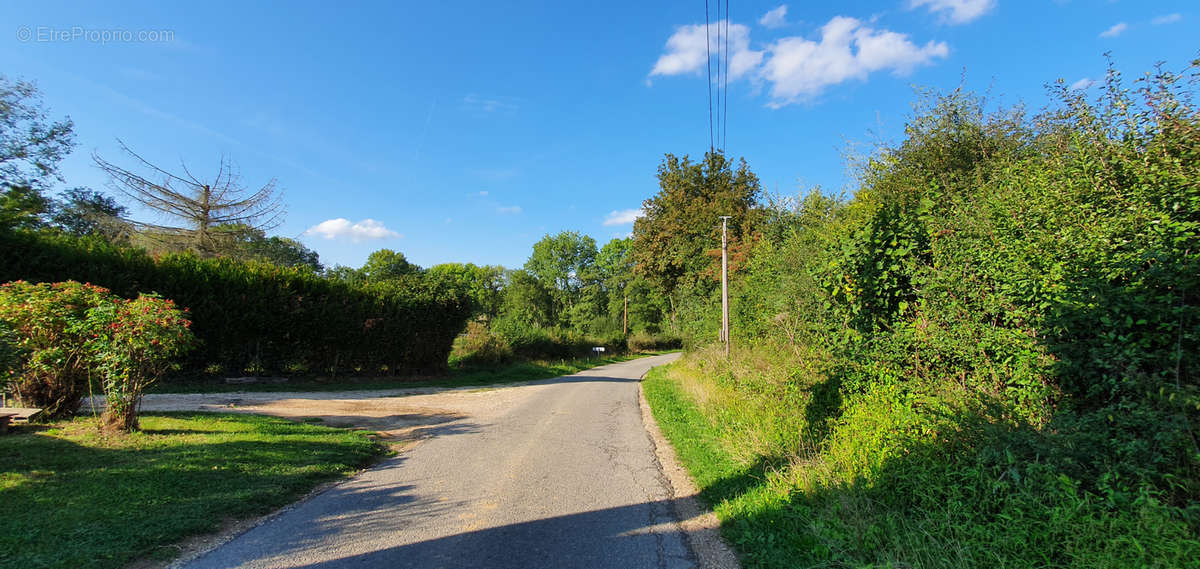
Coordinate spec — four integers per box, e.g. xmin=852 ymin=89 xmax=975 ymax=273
xmin=88 ymin=383 xmax=531 ymax=446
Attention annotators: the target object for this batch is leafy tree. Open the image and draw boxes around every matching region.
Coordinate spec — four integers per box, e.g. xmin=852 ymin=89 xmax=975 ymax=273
xmin=211 ymin=223 xmax=322 ymax=271
xmin=0 ymin=76 xmax=76 ymax=190
xmin=426 ymin=263 xmax=505 ymax=319
xmin=498 ymin=269 xmax=555 ymax=328
xmin=596 ymin=237 xmax=668 ymax=334
xmin=93 ymin=140 xmax=284 ymax=257
xmin=244 ymin=235 xmax=321 ymax=271
xmin=524 ymin=231 xmax=599 ymax=325
xmin=0 ymin=183 xmax=51 ymax=231
xmin=632 ymin=151 xmax=762 ymax=297
xmin=49 ymin=187 xmax=131 ymax=240
xmin=324 ymin=264 xmax=365 ymax=285
xmin=597 ymin=238 xmax=634 ymax=291
xmin=360 ymin=248 xmax=420 ymax=280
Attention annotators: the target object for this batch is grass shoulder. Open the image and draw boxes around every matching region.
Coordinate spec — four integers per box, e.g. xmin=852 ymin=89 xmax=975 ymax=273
xmin=0 ymin=412 xmax=386 ymax=569
xmin=643 ymin=354 xmax=1200 ymax=569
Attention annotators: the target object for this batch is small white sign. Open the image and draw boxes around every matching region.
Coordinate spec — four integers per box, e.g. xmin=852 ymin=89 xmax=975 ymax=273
xmin=592 ymin=346 xmax=606 ymax=353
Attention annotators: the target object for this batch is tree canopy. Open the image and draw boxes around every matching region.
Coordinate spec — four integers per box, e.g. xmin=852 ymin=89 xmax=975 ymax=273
xmin=0 ymin=76 xmax=75 ymax=190
xmin=360 ymin=249 xmax=421 ymax=280
xmin=632 ymin=151 xmax=761 ymax=296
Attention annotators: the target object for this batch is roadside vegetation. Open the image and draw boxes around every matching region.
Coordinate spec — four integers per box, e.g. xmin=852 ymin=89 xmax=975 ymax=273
xmin=0 ymin=73 xmax=677 ymax=569
xmin=3 ymin=48 xmax=1197 ymax=569
xmin=0 ymin=73 xmax=674 ymax=407
xmin=0 ymin=412 xmax=384 ymax=569
xmin=642 ymin=61 xmax=1200 ymax=568
xmin=153 ymin=352 xmax=673 ymax=394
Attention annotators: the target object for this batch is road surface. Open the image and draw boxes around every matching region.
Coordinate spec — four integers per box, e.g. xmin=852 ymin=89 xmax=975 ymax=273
xmin=179 ymin=353 xmax=701 ymax=569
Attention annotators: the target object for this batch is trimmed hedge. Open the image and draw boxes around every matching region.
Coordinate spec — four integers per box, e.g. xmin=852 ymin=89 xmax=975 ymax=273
xmin=0 ymin=230 xmax=472 ymax=380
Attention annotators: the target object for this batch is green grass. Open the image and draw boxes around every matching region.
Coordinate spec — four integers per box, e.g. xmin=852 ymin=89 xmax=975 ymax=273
xmin=644 ymin=361 xmax=1200 ymax=569
xmin=0 ymin=413 xmax=385 ymax=569
xmin=152 ymin=352 xmax=676 ymax=394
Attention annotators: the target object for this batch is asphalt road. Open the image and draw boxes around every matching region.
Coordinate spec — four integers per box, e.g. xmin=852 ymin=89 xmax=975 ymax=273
xmin=181 ymin=353 xmax=695 ymax=569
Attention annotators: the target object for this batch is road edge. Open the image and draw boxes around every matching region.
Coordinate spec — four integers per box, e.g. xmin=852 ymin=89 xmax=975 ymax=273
xmin=638 ymin=370 xmax=742 ymax=569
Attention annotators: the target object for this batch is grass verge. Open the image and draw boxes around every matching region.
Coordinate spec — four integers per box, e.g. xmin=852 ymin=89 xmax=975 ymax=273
xmin=643 ymin=359 xmax=1200 ymax=569
xmin=0 ymin=413 xmax=385 ymax=569
xmin=153 ymin=352 xmax=677 ymax=394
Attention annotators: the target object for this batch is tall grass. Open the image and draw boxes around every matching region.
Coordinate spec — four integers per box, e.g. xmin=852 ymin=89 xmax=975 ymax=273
xmin=647 ymin=350 xmax=1200 ymax=568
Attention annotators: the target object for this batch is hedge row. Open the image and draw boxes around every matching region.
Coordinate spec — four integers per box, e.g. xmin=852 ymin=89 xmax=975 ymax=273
xmin=0 ymin=230 xmax=472 ymax=379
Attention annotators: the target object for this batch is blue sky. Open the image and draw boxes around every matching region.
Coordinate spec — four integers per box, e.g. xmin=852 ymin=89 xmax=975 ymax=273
xmin=2 ymin=1 xmax=1195 ymax=269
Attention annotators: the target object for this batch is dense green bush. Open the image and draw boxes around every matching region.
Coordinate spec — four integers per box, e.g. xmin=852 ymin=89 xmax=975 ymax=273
xmin=0 ymin=319 xmax=19 ymax=391
xmin=449 ymin=321 xmax=515 ymax=367
xmin=657 ymin=61 xmax=1200 ymax=567
xmin=487 ymin=315 xmax=628 ymax=360
xmin=626 ymin=331 xmax=682 ymax=352
xmin=0 ymin=281 xmax=112 ymax=417
xmin=0 ymin=231 xmax=473 ymax=380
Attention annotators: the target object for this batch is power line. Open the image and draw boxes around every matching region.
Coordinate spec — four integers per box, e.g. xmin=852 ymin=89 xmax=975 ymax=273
xmin=704 ymin=0 xmax=713 ymax=154
xmin=715 ymin=0 xmax=721 ymax=153
xmin=722 ymin=0 xmax=730 ymax=152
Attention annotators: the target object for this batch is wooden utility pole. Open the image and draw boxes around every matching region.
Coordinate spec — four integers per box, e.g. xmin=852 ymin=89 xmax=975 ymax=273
xmin=719 ymin=215 xmax=731 ymax=358
xmin=623 ymin=295 xmax=628 ymax=336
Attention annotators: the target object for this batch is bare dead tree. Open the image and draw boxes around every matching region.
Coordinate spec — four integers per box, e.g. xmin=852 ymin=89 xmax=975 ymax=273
xmin=93 ymin=140 xmax=284 ymax=257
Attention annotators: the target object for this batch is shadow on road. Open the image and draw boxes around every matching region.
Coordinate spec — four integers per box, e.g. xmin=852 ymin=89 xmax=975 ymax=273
xmin=192 ymin=494 xmax=697 ymax=569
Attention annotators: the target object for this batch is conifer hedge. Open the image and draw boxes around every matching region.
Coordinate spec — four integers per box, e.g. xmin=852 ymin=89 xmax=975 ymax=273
xmin=0 ymin=230 xmax=472 ymax=380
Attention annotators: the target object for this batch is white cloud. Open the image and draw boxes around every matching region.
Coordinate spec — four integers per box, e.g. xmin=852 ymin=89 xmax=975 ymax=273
xmin=909 ymin=0 xmax=995 ymax=25
xmin=650 ymin=15 xmax=949 ymax=107
xmin=1099 ymin=22 xmax=1127 ymax=38
xmin=1152 ymin=13 xmax=1182 ymax=25
xmin=760 ymin=17 xmax=949 ymax=106
xmin=759 ymin=5 xmax=788 ymax=29
xmin=603 ymin=208 xmax=644 ymax=226
xmin=304 ymin=218 xmax=401 ymax=242
xmin=650 ymin=21 xmax=763 ymax=79
xmin=497 ymin=205 xmax=522 ymax=214
xmin=1070 ymin=78 xmax=1095 ymax=90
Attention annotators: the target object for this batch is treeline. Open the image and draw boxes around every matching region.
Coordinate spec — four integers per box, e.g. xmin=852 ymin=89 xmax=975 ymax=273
xmin=442 ymin=232 xmax=682 ymax=366
xmin=643 ymin=63 xmax=1199 ymax=567
xmin=0 ymin=72 xmax=682 ymax=385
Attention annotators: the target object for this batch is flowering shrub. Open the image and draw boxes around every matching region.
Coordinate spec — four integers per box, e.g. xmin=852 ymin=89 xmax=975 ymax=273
xmin=83 ymin=293 xmax=193 ymax=431
xmin=0 ymin=281 xmax=113 ymax=417
xmin=0 ymin=280 xmax=194 ymax=430
xmin=0 ymin=319 xmax=20 ymax=392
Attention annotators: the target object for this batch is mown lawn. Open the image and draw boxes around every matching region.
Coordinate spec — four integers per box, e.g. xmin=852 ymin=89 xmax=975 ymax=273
xmin=0 ymin=413 xmax=385 ymax=569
